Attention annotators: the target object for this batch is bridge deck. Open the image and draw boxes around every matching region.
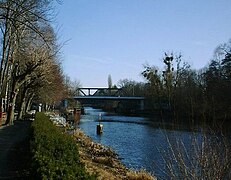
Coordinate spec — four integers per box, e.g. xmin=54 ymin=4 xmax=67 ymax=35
xmin=73 ymin=96 xmax=145 ymax=101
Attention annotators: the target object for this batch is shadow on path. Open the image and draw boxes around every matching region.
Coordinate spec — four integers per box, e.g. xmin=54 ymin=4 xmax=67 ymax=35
xmin=0 ymin=120 xmax=32 ymax=179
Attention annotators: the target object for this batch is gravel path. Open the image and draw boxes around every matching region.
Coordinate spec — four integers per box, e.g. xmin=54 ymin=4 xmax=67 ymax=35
xmin=0 ymin=120 xmax=32 ymax=179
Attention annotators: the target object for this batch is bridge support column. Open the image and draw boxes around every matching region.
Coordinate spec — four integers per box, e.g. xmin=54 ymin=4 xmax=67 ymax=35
xmin=140 ymin=100 xmax=144 ymax=111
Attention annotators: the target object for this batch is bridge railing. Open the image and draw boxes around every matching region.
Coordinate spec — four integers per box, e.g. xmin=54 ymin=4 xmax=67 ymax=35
xmin=77 ymin=88 xmax=122 ymax=96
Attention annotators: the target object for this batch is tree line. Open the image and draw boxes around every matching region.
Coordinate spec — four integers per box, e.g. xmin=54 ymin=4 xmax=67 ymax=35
xmin=1 ymin=1 xmax=230 ymax=126
xmin=0 ymin=0 xmax=71 ymax=125
xmin=118 ymin=40 xmax=231 ymax=125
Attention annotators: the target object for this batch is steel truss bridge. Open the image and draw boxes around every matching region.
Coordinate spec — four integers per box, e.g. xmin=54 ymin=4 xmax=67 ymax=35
xmin=73 ymin=88 xmax=145 ymax=110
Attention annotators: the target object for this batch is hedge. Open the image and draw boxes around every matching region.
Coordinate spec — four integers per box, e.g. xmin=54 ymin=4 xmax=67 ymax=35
xmin=31 ymin=112 xmax=96 ymax=180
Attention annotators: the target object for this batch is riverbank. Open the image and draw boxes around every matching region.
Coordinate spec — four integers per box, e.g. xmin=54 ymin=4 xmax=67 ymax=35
xmin=0 ymin=118 xmax=155 ymax=179
xmin=72 ymin=128 xmax=156 ymax=180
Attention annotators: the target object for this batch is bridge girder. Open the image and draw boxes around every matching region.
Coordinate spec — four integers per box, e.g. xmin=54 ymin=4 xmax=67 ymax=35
xmin=77 ymin=87 xmax=122 ymax=96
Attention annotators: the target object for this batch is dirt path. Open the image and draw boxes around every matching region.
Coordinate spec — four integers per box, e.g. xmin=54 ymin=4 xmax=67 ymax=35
xmin=0 ymin=120 xmax=32 ymax=179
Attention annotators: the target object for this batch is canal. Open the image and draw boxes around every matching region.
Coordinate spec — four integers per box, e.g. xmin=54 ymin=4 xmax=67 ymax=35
xmin=78 ymin=107 xmax=229 ymax=178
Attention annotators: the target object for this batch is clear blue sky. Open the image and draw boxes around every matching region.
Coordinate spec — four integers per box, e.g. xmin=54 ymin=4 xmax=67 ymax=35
xmin=54 ymin=0 xmax=231 ymax=87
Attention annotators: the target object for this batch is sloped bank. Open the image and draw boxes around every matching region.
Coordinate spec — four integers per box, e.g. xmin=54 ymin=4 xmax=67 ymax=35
xmin=31 ymin=113 xmax=96 ymax=179
xmin=72 ymin=128 xmax=156 ymax=180
xmin=35 ymin=112 xmax=156 ymax=179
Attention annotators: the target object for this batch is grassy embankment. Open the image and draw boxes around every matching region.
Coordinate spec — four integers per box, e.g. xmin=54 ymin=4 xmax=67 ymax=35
xmin=31 ymin=112 xmax=96 ymax=179
xmin=31 ymin=112 xmax=155 ymax=180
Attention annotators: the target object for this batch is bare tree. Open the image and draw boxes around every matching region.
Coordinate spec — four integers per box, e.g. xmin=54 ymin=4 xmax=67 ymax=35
xmin=0 ymin=0 xmax=61 ymax=124
xmin=108 ymin=74 xmax=112 ymax=89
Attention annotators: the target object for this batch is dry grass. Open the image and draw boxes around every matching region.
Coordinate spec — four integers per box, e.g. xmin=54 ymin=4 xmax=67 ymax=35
xmin=72 ymin=129 xmax=156 ymax=180
xmin=126 ymin=169 xmax=156 ymax=180
xmin=161 ymin=128 xmax=231 ymax=179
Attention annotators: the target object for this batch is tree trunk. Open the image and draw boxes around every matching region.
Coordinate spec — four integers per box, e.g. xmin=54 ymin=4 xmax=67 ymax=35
xmin=5 ymin=76 xmax=19 ymax=125
xmin=5 ymin=89 xmax=18 ymax=125
xmin=190 ymin=96 xmax=194 ymax=125
xmin=17 ymin=88 xmax=28 ymax=120
xmin=0 ymin=6 xmax=10 ymax=88
xmin=26 ymin=94 xmax=34 ymax=112
xmin=18 ymin=99 xmax=26 ymax=120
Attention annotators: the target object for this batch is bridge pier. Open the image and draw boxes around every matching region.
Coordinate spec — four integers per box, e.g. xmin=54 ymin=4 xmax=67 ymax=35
xmin=140 ymin=100 xmax=144 ymax=111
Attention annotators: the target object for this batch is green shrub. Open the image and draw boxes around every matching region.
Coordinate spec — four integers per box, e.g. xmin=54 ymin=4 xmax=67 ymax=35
xmin=31 ymin=112 xmax=96 ymax=180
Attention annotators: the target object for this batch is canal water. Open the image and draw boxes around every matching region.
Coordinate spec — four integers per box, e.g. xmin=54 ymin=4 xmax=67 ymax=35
xmin=78 ymin=107 xmax=204 ymax=178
